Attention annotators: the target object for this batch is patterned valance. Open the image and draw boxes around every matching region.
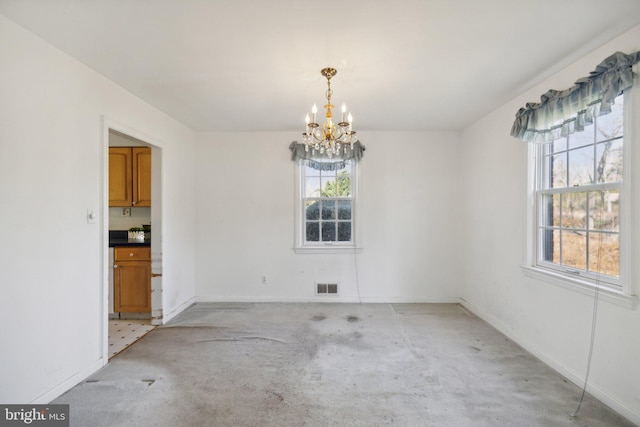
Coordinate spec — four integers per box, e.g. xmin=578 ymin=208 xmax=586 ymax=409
xmin=511 ymin=51 xmax=640 ymax=143
xmin=289 ymin=140 xmax=365 ymax=171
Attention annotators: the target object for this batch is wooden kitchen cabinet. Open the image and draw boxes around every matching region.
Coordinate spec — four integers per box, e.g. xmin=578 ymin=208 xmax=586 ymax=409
xmin=132 ymin=147 xmax=152 ymax=207
xmin=113 ymin=247 xmax=151 ymax=312
xmin=109 ymin=147 xmax=151 ymax=207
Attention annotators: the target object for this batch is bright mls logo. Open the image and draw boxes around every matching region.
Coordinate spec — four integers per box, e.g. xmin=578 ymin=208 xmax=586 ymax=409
xmin=0 ymin=405 xmax=68 ymax=426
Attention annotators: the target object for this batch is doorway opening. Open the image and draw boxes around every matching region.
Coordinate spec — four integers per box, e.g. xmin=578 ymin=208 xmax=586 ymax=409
xmin=104 ymin=121 xmax=163 ymax=360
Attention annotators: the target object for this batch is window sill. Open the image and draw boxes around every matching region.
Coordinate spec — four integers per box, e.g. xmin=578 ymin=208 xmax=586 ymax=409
xmin=521 ymin=265 xmax=636 ymax=309
xmin=294 ymin=246 xmax=363 ymax=254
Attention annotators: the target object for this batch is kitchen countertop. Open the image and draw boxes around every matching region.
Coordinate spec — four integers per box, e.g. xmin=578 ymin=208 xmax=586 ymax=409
xmin=109 ymin=230 xmax=151 ymax=247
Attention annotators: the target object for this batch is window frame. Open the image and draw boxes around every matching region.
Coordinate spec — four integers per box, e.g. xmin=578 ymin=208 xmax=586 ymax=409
xmin=293 ymin=159 xmax=362 ymax=254
xmin=522 ymin=83 xmax=639 ymax=309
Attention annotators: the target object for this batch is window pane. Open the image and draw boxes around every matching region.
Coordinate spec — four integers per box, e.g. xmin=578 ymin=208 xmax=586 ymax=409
xmin=542 ymin=155 xmax=553 ymax=190
xmin=595 ymin=139 xmax=623 ymax=183
xmin=596 ymin=100 xmax=624 ymax=142
xmin=305 ymin=201 xmax=320 ymax=220
xmin=336 ymin=170 xmax=351 ymax=196
xmin=589 ymin=190 xmax=619 ymax=231
xmin=305 ymin=165 xmax=320 ymax=177
xmin=301 ymin=160 xmax=355 ymax=248
xmin=338 ymin=222 xmax=352 ymax=241
xmin=337 ymin=200 xmax=352 ymax=220
xmin=534 ymin=94 xmax=624 ymax=282
xmin=568 ymin=146 xmax=594 ymax=186
xmin=322 ymin=222 xmax=336 ymax=241
xmin=540 ymin=228 xmax=559 ymax=263
xmin=321 ymin=176 xmax=336 ymax=197
xmin=305 ymin=177 xmax=321 ymax=197
xmin=588 ymin=232 xmax=619 ymax=277
xmin=548 ymin=152 xmax=567 ymax=189
xmin=568 ymin=124 xmax=594 ymax=148
xmin=561 ymin=230 xmax=586 ymax=270
xmin=306 ymin=222 xmax=319 ymax=241
xmin=552 ymin=138 xmax=567 ymax=153
xmin=321 ymin=201 xmax=336 ymax=220
xmin=561 ymin=192 xmax=587 ymax=229
xmin=540 ymin=194 xmax=559 ymax=227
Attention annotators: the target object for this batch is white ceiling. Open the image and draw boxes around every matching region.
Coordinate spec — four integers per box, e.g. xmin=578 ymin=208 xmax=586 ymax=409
xmin=1 ymin=0 xmax=640 ymax=132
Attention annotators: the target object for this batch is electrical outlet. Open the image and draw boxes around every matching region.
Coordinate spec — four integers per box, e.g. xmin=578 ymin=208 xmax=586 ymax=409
xmin=120 ymin=208 xmax=131 ymax=217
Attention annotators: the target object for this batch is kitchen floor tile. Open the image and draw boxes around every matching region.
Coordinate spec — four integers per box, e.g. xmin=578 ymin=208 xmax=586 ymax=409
xmin=108 ymin=319 xmax=155 ymax=359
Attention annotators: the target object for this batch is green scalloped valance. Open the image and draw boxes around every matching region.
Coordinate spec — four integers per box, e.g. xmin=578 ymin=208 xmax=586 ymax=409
xmin=511 ymin=51 xmax=640 ymax=143
xmin=289 ymin=140 xmax=365 ymax=171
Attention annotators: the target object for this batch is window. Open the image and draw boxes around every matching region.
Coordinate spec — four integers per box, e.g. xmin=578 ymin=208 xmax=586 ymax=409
xmin=294 ymin=160 xmax=359 ymax=252
xmin=516 ymin=52 xmax=640 ymax=307
xmin=535 ymin=95 xmax=624 ymax=286
xmin=524 ymin=88 xmax=640 ymax=306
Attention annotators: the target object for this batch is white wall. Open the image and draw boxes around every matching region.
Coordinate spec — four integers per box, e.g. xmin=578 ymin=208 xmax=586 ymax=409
xmin=3 ymin=6 xmax=638 ymax=420
xmin=458 ymin=25 xmax=640 ymax=424
xmin=195 ymin=131 xmax=461 ymax=302
xmin=0 ymin=14 xmax=197 ymax=403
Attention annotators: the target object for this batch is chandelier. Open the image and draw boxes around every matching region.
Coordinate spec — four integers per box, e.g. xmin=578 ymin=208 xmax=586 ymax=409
xmin=303 ymin=67 xmax=356 ymax=157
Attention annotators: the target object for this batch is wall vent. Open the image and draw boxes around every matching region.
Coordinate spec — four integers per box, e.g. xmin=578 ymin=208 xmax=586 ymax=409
xmin=316 ymin=283 xmax=338 ymax=295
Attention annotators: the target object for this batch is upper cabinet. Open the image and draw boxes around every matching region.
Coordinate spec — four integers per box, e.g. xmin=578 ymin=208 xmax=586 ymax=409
xmin=109 ymin=147 xmax=151 ymax=207
xmin=132 ymin=147 xmax=152 ymax=207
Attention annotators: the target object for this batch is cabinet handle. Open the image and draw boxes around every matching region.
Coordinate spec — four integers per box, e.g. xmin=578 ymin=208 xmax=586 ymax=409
xmin=129 ymin=253 xmax=134 ymax=257
xmin=132 ymin=201 xmax=137 ymax=205
xmin=113 ymin=265 xmax=118 ymax=269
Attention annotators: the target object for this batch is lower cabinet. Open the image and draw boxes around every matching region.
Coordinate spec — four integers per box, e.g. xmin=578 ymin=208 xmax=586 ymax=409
xmin=114 ymin=247 xmax=151 ymax=312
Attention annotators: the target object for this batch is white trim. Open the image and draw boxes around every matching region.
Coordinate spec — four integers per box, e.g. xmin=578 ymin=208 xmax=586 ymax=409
xmin=293 ymin=159 xmax=362 ymax=251
xmin=196 ymin=296 xmax=461 ymax=304
xmin=460 ymin=298 xmax=640 ymax=426
xmin=524 ymin=86 xmax=639 ymax=300
xmin=622 ymin=78 xmax=640 ymax=297
xmin=101 ymin=116 xmax=166 ymax=351
xmin=537 ymin=182 xmax=621 ymax=194
xmin=521 ymin=265 xmax=636 ymax=309
xmin=294 ymin=246 xmax=363 ymax=254
xmin=162 ymin=296 xmax=196 ymax=324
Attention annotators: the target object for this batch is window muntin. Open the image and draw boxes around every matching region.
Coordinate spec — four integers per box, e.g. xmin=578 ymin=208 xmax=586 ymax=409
xmin=536 ymin=95 xmax=623 ymax=286
xmin=302 ymin=162 xmax=354 ymax=245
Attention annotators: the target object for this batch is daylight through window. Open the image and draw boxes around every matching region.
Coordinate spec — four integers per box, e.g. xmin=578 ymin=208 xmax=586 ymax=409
xmin=302 ymin=162 xmax=354 ymax=245
xmin=536 ymin=95 xmax=623 ymax=285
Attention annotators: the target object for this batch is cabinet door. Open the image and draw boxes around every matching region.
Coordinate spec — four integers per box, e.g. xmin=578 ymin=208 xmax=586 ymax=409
xmin=133 ymin=147 xmax=152 ymax=207
xmin=114 ymin=261 xmax=151 ymax=312
xmin=109 ymin=148 xmax=133 ymax=207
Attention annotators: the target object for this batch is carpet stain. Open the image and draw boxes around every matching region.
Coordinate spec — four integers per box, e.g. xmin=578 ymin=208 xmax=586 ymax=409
xmin=311 ymin=314 xmax=327 ymax=321
xmin=267 ymin=390 xmax=284 ymax=402
xmin=346 ymin=315 xmax=359 ymax=323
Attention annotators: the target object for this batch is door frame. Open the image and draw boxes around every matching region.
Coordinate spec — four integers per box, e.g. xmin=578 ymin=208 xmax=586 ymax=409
xmin=101 ymin=117 xmax=163 ymax=363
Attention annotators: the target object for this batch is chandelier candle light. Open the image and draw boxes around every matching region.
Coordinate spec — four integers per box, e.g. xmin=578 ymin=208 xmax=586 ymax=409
xmin=303 ymin=67 xmax=356 ymax=157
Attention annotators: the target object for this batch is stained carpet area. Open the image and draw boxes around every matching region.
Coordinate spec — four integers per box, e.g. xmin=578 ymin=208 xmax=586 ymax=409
xmin=56 ymin=303 xmax=632 ymax=426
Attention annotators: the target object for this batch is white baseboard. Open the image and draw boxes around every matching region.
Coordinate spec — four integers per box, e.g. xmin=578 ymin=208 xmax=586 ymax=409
xmin=30 ymin=358 xmax=105 ymax=404
xmin=196 ymin=295 xmax=461 ymax=304
xmin=31 ymin=297 xmax=196 ymax=404
xmin=459 ymin=298 xmax=639 ymax=426
xmin=359 ymin=296 xmax=461 ymax=304
xmin=162 ymin=296 xmax=196 ymax=324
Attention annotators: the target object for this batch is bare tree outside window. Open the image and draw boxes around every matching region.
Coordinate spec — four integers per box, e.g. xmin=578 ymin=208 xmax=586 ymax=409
xmin=539 ymin=96 xmax=623 ymax=279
